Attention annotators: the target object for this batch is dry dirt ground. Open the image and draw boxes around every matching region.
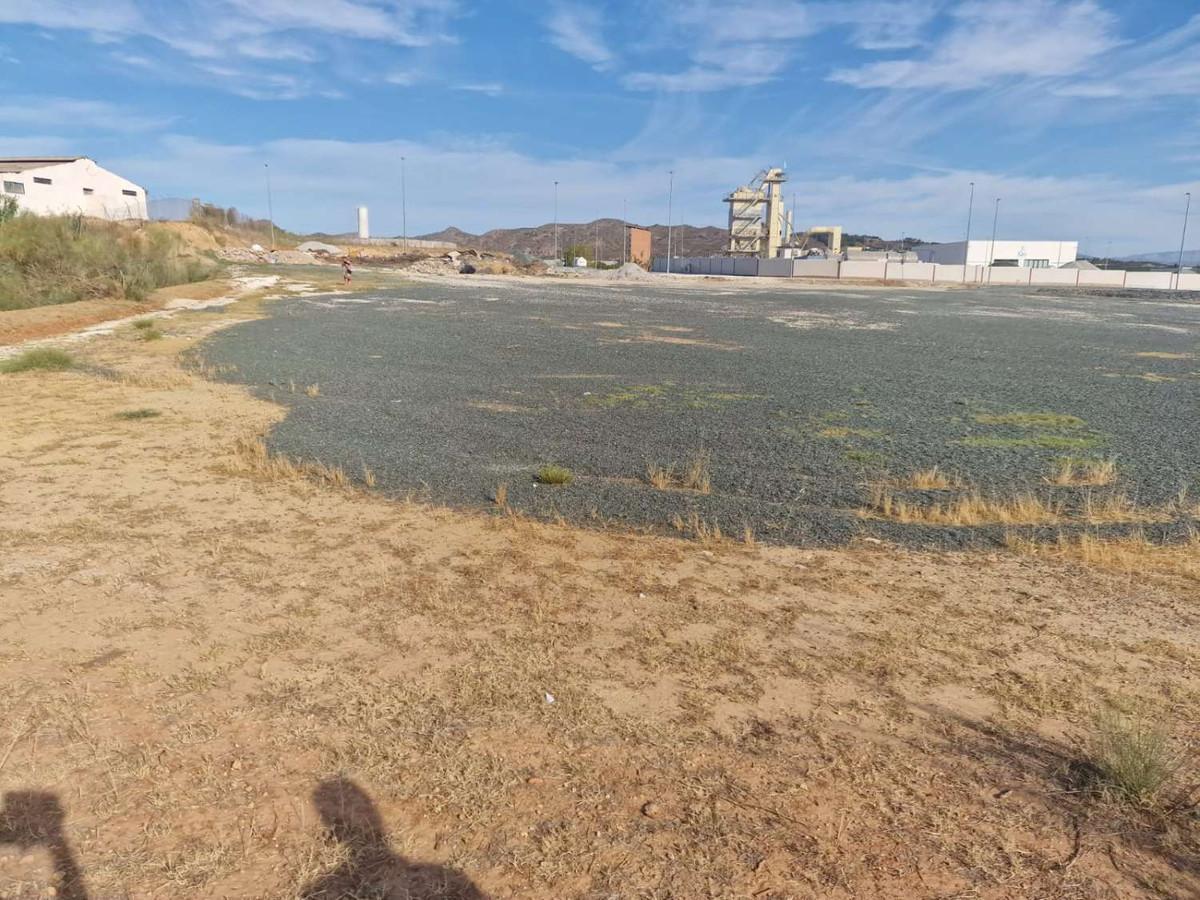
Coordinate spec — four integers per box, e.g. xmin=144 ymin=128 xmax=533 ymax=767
xmin=0 ymin=282 xmax=1197 ymax=899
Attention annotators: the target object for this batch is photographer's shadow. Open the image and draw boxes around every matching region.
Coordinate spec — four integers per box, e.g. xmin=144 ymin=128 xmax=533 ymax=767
xmin=300 ymin=777 xmax=485 ymax=899
xmin=0 ymin=791 xmax=89 ymax=900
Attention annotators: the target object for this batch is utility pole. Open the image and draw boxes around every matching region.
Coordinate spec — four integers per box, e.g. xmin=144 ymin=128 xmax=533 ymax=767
xmin=553 ymin=181 xmax=559 ymax=264
xmin=622 ymin=197 xmax=627 ymax=265
xmin=594 ymin=220 xmax=599 ymax=268
xmin=964 ymin=181 xmax=975 ymax=282
xmin=264 ymin=163 xmax=276 ymax=251
xmin=400 ymin=155 xmax=408 ymax=250
xmin=987 ymin=197 xmax=1000 ymax=284
xmin=666 ymin=169 xmax=674 ymax=274
xmin=1177 ymin=191 xmax=1192 ymax=289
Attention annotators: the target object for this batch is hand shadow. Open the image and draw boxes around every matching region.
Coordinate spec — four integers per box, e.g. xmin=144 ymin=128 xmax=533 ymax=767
xmin=0 ymin=791 xmax=90 ymax=900
xmin=299 ymin=777 xmax=485 ymax=899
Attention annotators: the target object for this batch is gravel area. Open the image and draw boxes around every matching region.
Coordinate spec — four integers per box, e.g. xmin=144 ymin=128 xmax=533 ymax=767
xmin=199 ymin=275 xmax=1200 ymax=547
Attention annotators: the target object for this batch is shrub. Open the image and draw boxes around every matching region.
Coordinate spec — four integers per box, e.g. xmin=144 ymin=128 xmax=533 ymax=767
xmin=1087 ymin=708 xmax=1178 ymax=804
xmin=0 ymin=348 xmax=75 ymax=373
xmin=0 ymin=215 xmax=218 ymax=310
xmin=536 ymin=465 xmax=573 ymax=485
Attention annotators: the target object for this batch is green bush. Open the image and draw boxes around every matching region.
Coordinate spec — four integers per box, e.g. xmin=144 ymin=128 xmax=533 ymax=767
xmin=0 ymin=347 xmax=75 ymax=373
xmin=0 ymin=214 xmax=218 ymax=310
xmin=536 ymin=464 xmax=574 ymax=485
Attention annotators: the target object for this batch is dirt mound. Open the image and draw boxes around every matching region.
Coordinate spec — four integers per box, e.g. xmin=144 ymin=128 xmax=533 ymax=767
xmin=153 ymin=221 xmax=222 ymax=253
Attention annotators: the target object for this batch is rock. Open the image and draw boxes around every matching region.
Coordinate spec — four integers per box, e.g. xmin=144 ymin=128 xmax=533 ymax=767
xmin=641 ymin=801 xmax=662 ymax=818
xmin=297 ymin=240 xmax=341 ymax=254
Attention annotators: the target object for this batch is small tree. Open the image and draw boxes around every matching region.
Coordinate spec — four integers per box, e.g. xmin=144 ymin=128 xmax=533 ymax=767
xmin=0 ymin=195 xmax=19 ymax=226
xmin=562 ymin=243 xmax=592 ymax=266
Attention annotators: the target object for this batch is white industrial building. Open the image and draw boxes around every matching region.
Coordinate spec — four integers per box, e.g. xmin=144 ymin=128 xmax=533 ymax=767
xmin=0 ymin=157 xmax=148 ymax=220
xmin=914 ymin=239 xmax=1078 ymax=268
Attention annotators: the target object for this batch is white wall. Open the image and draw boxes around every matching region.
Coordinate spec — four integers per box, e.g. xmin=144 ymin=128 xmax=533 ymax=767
xmin=649 ymin=256 xmax=1196 ymax=291
xmin=791 ymin=259 xmax=839 ymax=278
xmin=1076 ymin=270 xmax=1126 ymax=286
xmin=1 ymin=158 xmax=148 ymax=220
xmin=917 ymin=240 xmax=1078 ymax=267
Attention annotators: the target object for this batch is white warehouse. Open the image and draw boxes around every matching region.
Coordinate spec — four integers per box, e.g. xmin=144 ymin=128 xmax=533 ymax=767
xmin=0 ymin=157 xmax=148 ymax=220
xmin=914 ymin=239 xmax=1078 ymax=268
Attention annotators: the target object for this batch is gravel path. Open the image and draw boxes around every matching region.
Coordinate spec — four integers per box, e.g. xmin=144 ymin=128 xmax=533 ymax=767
xmin=199 ymin=274 xmax=1200 ymax=547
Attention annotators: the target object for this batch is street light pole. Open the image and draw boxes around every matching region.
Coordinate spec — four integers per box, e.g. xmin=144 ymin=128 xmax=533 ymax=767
xmin=264 ymin=163 xmax=276 ymax=251
xmin=964 ymin=181 xmax=975 ymax=282
xmin=400 ymin=155 xmax=407 ymax=250
xmin=622 ymin=197 xmax=627 ymax=265
xmin=1177 ymin=191 xmax=1192 ymax=289
xmin=987 ymin=197 xmax=1000 ymax=284
xmin=666 ymin=169 xmax=674 ymax=274
xmin=553 ymin=181 xmax=559 ymax=264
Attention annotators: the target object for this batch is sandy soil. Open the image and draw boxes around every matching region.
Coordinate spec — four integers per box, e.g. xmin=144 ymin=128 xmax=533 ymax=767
xmin=0 ymin=279 xmax=238 ymax=348
xmin=0 ymin=280 xmax=1197 ymax=899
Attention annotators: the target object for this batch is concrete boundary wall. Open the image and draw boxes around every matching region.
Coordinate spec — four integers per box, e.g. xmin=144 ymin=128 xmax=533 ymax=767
xmin=651 ymin=256 xmax=1197 ymax=291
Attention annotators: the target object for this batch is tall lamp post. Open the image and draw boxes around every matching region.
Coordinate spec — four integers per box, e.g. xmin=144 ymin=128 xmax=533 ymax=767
xmin=553 ymin=181 xmax=559 ymax=264
xmin=666 ymin=169 xmax=674 ymax=274
xmin=622 ymin=197 xmax=627 ymax=265
xmin=964 ymin=181 xmax=975 ymax=282
xmin=1177 ymin=191 xmax=1192 ymax=289
xmin=264 ymin=163 xmax=276 ymax=251
xmin=400 ymin=155 xmax=408 ymax=250
xmin=987 ymin=197 xmax=1000 ymax=284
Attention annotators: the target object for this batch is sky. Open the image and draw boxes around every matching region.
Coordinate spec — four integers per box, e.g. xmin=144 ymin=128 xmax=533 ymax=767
xmin=1 ymin=0 xmax=1197 ymax=254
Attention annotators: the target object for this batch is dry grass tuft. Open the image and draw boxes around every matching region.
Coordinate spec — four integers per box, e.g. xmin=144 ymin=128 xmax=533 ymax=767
xmin=305 ymin=383 xmax=321 ymax=397
xmin=646 ymin=450 xmax=712 ymax=494
xmin=227 ymin=436 xmax=351 ymax=489
xmin=1087 ymin=707 xmax=1180 ymax=804
xmin=671 ymin=510 xmax=724 ymax=544
xmin=902 ymin=466 xmax=962 ymax=490
xmin=1046 ymin=457 xmax=1118 ymax=487
xmin=362 ymin=466 xmax=377 ymax=488
xmin=493 ymin=481 xmax=508 ymax=508
xmin=1006 ymin=529 xmax=1200 ymax=580
xmin=866 ymin=485 xmax=1060 ymax=525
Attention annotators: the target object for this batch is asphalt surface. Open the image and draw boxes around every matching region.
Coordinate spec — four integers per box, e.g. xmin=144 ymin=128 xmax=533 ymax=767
xmin=198 ymin=273 xmax=1200 ymax=547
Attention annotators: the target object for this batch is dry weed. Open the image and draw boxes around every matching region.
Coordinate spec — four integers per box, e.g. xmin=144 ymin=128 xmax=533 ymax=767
xmin=305 ymin=383 xmax=321 ymax=397
xmin=646 ymin=450 xmax=712 ymax=494
xmin=902 ymin=466 xmax=962 ymax=490
xmin=1046 ymin=457 xmax=1118 ymax=487
xmin=866 ymin=485 xmax=1060 ymax=525
xmin=226 ymin=436 xmax=351 ymax=490
xmin=1006 ymin=529 xmax=1200 ymax=580
xmin=671 ymin=510 xmax=724 ymax=544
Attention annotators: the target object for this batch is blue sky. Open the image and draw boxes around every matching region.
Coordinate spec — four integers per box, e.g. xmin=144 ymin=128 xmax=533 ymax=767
xmin=1 ymin=0 xmax=1197 ymax=253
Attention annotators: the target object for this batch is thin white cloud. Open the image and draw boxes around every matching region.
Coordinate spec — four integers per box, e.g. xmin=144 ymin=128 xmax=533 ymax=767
xmin=455 ymin=82 xmax=504 ymax=96
xmin=0 ymin=0 xmax=462 ymax=98
xmin=830 ymin=0 xmax=1120 ymax=90
xmin=619 ymin=0 xmax=936 ymax=93
xmin=545 ymin=4 xmax=613 ymax=69
xmin=0 ymin=0 xmax=141 ymax=33
xmin=1054 ymin=13 xmax=1200 ymax=99
xmin=0 ymin=96 xmax=172 ymax=132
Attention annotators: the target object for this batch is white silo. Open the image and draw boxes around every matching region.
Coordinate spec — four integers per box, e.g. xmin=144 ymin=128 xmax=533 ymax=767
xmin=357 ymin=206 xmax=369 ymax=240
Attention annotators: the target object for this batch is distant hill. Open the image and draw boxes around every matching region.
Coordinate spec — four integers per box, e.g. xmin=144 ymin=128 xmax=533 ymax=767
xmin=1118 ymin=249 xmax=1200 ymax=267
xmin=417 ymin=219 xmax=727 ymax=259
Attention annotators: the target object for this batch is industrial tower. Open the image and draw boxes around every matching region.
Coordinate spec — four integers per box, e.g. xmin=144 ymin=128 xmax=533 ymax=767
xmin=723 ymin=167 xmax=787 ymax=258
